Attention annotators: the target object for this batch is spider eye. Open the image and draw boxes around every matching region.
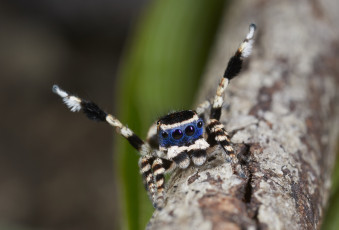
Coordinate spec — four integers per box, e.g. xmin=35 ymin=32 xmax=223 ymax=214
xmin=172 ymin=129 xmax=183 ymax=140
xmin=185 ymin=125 xmax=195 ymax=136
xmin=161 ymin=131 xmax=168 ymax=138
xmin=197 ymin=121 xmax=203 ymax=128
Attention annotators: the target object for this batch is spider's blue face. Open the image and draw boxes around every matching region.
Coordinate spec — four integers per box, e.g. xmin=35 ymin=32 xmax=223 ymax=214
xmin=157 ymin=110 xmax=204 ymax=149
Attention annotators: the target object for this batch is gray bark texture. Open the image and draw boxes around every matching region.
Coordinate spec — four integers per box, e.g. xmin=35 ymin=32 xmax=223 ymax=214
xmin=148 ymin=0 xmax=339 ymax=229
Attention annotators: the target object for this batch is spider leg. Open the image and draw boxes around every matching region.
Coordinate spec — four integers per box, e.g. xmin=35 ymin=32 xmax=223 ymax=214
xmin=210 ymin=24 xmax=256 ymax=121
xmin=52 ymin=85 xmax=152 ymax=156
xmin=203 ymin=24 xmax=255 ymax=177
xmin=151 ymin=157 xmax=174 ymax=209
xmin=139 ymin=155 xmax=157 ymax=204
xmin=206 ymin=119 xmax=246 ymax=177
xmin=206 ymin=119 xmax=234 ymax=160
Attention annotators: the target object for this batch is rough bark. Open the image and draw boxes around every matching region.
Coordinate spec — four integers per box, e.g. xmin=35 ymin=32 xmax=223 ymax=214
xmin=147 ymin=0 xmax=339 ymax=229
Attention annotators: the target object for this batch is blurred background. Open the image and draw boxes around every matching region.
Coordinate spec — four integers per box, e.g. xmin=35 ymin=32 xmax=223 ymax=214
xmin=0 ymin=0 xmax=225 ymax=229
xmin=0 ymin=0 xmax=148 ymax=229
xmin=0 ymin=0 xmax=338 ymax=230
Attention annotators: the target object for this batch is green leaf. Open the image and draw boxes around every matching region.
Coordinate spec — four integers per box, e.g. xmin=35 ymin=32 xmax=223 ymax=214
xmin=321 ymin=149 xmax=339 ymax=230
xmin=115 ymin=0 xmax=226 ymax=229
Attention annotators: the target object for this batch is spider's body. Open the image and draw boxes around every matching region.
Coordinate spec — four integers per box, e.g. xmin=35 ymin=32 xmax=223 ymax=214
xmin=157 ymin=110 xmax=208 ymax=168
xmin=157 ymin=110 xmax=204 ymax=149
xmin=53 ymin=24 xmax=256 ymax=209
xmin=158 ymin=117 xmax=205 ymax=149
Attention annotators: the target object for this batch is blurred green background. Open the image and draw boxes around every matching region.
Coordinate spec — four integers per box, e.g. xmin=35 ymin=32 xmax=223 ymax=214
xmin=0 ymin=0 xmax=337 ymax=230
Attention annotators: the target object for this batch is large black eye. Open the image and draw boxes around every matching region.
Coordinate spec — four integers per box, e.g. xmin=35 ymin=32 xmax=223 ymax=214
xmin=161 ymin=131 xmax=168 ymax=138
xmin=185 ymin=125 xmax=195 ymax=136
xmin=172 ymin=129 xmax=183 ymax=140
xmin=197 ymin=121 xmax=203 ymax=128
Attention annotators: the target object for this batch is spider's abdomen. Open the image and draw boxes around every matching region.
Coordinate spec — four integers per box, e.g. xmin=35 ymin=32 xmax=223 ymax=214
xmin=157 ymin=110 xmax=204 ymax=148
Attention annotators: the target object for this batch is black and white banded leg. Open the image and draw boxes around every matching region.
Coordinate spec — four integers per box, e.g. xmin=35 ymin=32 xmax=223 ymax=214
xmin=151 ymin=158 xmax=174 ymax=209
xmin=139 ymin=156 xmax=157 ymax=204
xmin=139 ymin=155 xmax=174 ymax=209
xmin=205 ymin=24 xmax=255 ymax=176
xmin=206 ymin=119 xmax=246 ymax=177
xmin=206 ymin=119 xmax=235 ymax=162
xmin=52 ymin=85 xmax=152 ymax=156
xmin=210 ymin=23 xmax=256 ymax=121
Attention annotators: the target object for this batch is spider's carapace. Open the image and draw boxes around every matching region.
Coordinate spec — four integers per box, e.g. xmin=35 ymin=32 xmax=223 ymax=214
xmin=157 ymin=110 xmax=204 ymax=148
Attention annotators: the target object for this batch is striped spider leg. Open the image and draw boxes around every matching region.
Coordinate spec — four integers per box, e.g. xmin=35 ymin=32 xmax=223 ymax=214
xmin=196 ymin=24 xmax=256 ymax=172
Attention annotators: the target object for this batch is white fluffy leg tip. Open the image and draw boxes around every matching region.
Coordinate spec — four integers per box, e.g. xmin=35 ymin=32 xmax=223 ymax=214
xmin=247 ymin=23 xmax=256 ymax=40
xmin=52 ymin=84 xmax=82 ymax=112
xmin=52 ymin=84 xmax=68 ymax=98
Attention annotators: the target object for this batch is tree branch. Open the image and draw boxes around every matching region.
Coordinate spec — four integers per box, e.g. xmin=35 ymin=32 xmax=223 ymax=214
xmin=147 ymin=0 xmax=339 ymax=229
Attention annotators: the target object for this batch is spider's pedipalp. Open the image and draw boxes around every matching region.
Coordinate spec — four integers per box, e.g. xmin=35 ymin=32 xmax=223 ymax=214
xmin=168 ymin=147 xmax=190 ymax=169
xmin=190 ymin=150 xmax=207 ymax=166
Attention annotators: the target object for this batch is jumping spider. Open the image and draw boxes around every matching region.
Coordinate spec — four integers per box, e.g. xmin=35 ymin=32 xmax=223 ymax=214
xmin=52 ymin=24 xmax=256 ymax=209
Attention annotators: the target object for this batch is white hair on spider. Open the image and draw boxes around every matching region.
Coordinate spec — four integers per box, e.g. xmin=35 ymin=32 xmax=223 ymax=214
xmin=52 ymin=85 xmax=82 ymax=112
xmin=246 ymin=23 xmax=256 ymax=40
xmin=240 ymin=23 xmax=256 ymax=58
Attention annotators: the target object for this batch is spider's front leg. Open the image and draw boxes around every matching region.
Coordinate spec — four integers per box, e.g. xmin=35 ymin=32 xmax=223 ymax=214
xmin=202 ymin=24 xmax=256 ymax=174
xmin=210 ymin=23 xmax=256 ymax=121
